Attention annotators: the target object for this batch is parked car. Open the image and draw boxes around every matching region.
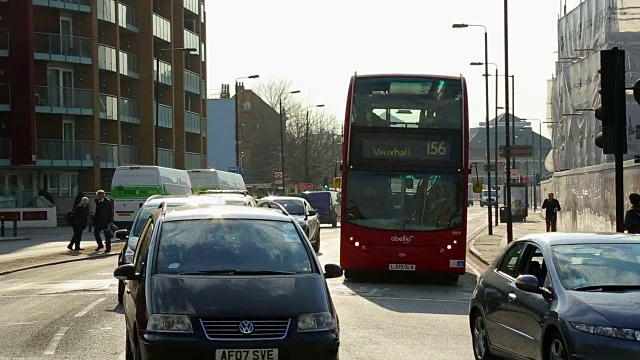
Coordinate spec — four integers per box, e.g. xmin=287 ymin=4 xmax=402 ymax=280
xmin=114 ymin=194 xmax=226 ymax=304
xmin=257 ymin=196 xmax=321 ymax=252
xmin=115 ymin=205 xmax=342 ymax=360
xmin=469 ymin=233 xmax=640 ymax=360
xmin=302 ymin=191 xmax=340 ymax=227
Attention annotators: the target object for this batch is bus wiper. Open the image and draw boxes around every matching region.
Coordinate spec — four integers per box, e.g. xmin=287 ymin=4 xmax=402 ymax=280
xmin=179 ymin=270 xmax=296 ymax=276
xmin=573 ymin=285 xmax=640 ymax=292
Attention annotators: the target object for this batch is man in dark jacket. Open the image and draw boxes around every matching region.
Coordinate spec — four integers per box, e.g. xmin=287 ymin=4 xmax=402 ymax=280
xmin=542 ymin=192 xmax=561 ymax=232
xmin=93 ymin=190 xmax=114 ymax=252
xmin=68 ymin=197 xmax=89 ymax=251
xmin=624 ymin=193 xmax=640 ymax=234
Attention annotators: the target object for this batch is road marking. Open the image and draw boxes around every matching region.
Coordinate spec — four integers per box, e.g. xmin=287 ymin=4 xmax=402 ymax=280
xmin=74 ymin=298 xmax=106 ymax=317
xmin=333 ymin=293 xmax=469 ymax=303
xmin=43 ymin=326 xmax=69 ymax=355
xmin=0 ymin=321 xmax=39 ymax=327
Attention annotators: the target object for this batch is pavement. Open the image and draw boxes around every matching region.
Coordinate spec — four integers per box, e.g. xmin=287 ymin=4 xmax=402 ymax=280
xmin=0 ymin=226 xmax=123 ymax=276
xmin=469 ymin=208 xmax=549 ymax=266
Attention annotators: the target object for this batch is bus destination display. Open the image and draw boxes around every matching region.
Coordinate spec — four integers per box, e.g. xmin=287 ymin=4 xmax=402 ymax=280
xmin=361 ymin=138 xmax=452 ymax=162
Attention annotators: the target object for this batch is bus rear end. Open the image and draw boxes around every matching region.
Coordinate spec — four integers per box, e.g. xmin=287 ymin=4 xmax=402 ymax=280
xmin=340 ymin=74 xmax=469 ymax=280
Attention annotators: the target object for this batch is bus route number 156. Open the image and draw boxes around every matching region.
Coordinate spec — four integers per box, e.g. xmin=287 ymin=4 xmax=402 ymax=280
xmin=426 ymin=142 xmax=447 ymax=156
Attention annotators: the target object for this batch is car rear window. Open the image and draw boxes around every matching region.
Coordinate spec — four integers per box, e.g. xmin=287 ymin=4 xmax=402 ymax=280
xmin=155 ymin=219 xmax=313 ymax=275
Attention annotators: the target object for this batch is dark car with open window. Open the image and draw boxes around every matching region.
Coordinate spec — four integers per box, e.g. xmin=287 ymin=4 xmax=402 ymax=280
xmin=469 ymin=233 xmax=640 ymax=360
xmin=115 ymin=204 xmax=342 ymax=360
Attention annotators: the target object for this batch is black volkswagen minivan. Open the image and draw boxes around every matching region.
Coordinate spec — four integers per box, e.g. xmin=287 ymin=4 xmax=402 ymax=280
xmin=115 ymin=204 xmax=342 ymax=360
xmin=302 ymin=191 xmax=339 ymax=227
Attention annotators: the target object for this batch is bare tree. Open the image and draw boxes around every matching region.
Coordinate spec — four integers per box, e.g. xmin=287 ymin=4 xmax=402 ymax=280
xmin=254 ymin=77 xmax=303 ymax=117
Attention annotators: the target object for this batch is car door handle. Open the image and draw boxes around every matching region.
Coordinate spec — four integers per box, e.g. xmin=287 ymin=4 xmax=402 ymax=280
xmin=508 ymin=293 xmax=517 ymax=301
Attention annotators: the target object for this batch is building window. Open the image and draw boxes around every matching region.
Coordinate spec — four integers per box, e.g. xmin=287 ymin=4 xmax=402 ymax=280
xmin=46 ymin=172 xmax=79 ymax=197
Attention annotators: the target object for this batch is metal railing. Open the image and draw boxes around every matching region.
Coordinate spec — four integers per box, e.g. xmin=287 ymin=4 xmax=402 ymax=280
xmin=0 ymin=139 xmax=10 ymax=159
xmin=99 ymin=94 xmax=118 ymax=120
xmin=33 ymin=0 xmax=91 ymax=10
xmin=119 ymin=97 xmax=140 ymax=123
xmin=35 ymin=33 xmax=92 ymax=59
xmin=184 ymin=0 xmax=199 ymax=15
xmin=0 ymin=83 xmax=10 ymax=109
xmin=119 ymin=50 xmax=139 ymax=78
xmin=35 ymin=86 xmax=93 ymax=110
xmin=98 ymin=44 xmax=117 ymax=71
xmin=201 ymin=117 xmax=207 ymax=136
xmin=37 ymin=139 xmax=94 ymax=162
xmin=0 ymin=29 xmax=8 ymax=56
xmin=100 ymin=143 xmax=118 ymax=167
xmin=120 ymin=145 xmax=139 ymax=165
xmin=97 ymin=0 xmax=116 ymax=23
xmin=184 ymin=70 xmax=200 ymax=94
xmin=155 ymin=103 xmax=173 ymax=128
xmin=118 ymin=2 xmax=138 ymax=32
xmin=183 ymin=29 xmax=199 ymax=54
xmin=185 ymin=110 xmax=201 ymax=133
xmin=153 ymin=13 xmax=171 ymax=42
xmin=158 ymin=148 xmax=174 ymax=168
xmin=186 ymin=152 xmax=202 ymax=169
xmin=154 ymin=58 xmax=172 ymax=85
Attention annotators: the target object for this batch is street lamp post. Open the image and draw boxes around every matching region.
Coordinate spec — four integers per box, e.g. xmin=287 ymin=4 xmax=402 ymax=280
xmin=155 ymin=47 xmax=197 ymax=166
xmin=503 ymin=0 xmax=514 ymax=243
xmin=454 ymin=22 xmax=493 ymax=235
xmin=279 ymin=90 xmax=301 ymax=195
xmin=304 ymin=104 xmax=325 ymax=183
xmin=235 ymin=74 xmax=260 ymax=168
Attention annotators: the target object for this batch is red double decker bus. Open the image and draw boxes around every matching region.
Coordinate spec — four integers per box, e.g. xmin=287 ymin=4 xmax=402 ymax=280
xmin=339 ymin=73 xmax=469 ymax=281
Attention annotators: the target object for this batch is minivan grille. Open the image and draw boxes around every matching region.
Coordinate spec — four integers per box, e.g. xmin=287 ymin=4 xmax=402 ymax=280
xmin=200 ymin=319 xmax=290 ymax=340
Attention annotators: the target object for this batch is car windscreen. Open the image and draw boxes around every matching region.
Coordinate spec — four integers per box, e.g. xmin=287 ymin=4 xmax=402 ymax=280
xmin=552 ymin=243 xmax=640 ymax=290
xmin=155 ymin=219 xmax=313 ymax=275
xmin=270 ymin=200 xmax=305 ymax=215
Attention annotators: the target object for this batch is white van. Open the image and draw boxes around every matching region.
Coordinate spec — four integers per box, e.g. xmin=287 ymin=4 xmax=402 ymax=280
xmin=111 ymin=166 xmax=192 ymax=228
xmin=187 ymin=169 xmax=246 ymax=193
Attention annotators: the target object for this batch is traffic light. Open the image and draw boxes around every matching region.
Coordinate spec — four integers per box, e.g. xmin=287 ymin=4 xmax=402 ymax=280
xmin=323 ymin=176 xmax=329 ymax=189
xmin=594 ymin=48 xmax=627 ymax=154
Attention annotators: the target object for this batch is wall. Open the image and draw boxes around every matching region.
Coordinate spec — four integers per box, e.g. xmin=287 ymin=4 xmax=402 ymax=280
xmin=207 ymin=98 xmax=235 ymax=171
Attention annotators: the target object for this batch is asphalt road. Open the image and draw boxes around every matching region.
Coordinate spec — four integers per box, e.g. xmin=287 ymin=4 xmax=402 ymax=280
xmin=0 ymin=207 xmax=490 ymax=360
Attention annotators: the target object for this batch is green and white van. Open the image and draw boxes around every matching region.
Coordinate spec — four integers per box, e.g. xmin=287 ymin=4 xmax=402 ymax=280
xmin=187 ymin=169 xmax=246 ymax=193
xmin=111 ymin=166 xmax=193 ymax=228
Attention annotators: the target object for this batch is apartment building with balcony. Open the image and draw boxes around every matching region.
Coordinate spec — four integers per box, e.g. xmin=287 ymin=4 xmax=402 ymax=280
xmin=0 ymin=0 xmax=207 ymax=215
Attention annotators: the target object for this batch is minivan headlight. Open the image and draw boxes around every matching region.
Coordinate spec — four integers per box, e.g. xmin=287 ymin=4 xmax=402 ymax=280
xmin=147 ymin=314 xmax=193 ymax=333
xmin=297 ymin=312 xmax=335 ymax=332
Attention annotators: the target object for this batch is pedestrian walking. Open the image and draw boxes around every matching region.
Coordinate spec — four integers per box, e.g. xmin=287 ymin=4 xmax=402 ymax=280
xmin=542 ymin=192 xmax=561 ymax=232
xmin=67 ymin=197 xmax=89 ymax=251
xmin=93 ymin=190 xmax=114 ymax=252
xmin=624 ymin=193 xmax=640 ymax=234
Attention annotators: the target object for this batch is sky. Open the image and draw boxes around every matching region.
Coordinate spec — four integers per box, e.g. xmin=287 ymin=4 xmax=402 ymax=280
xmin=205 ymin=0 xmax=583 ymax=139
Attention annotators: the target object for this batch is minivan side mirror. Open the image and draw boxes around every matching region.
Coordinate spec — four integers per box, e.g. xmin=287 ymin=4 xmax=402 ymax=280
xmin=115 ymin=229 xmax=129 ymax=240
xmin=114 ymin=264 xmax=138 ymax=281
xmin=324 ymin=264 xmax=343 ymax=279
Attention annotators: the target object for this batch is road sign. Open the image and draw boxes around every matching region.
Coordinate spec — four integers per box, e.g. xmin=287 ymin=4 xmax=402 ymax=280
xmin=510 ymin=169 xmax=519 ymax=178
xmin=298 ymin=183 xmax=313 ymax=190
xmin=524 ymin=176 xmax=530 ymax=182
xmin=499 ymin=145 xmax=533 ymax=158
xmin=228 ymin=167 xmax=241 ymax=174
xmin=274 ymin=171 xmax=283 ymax=180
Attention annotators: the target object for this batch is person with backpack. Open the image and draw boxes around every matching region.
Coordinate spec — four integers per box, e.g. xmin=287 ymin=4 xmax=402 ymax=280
xmin=624 ymin=193 xmax=640 ymax=234
xmin=67 ymin=197 xmax=89 ymax=251
xmin=93 ymin=190 xmax=114 ymax=252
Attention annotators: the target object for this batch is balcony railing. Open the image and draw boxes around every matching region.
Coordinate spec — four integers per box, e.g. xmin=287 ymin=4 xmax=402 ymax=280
xmin=201 ymin=79 xmax=206 ymax=99
xmin=184 ymin=70 xmax=200 ymax=94
xmin=119 ymin=97 xmax=140 ymax=124
xmin=201 ymin=2 xmax=205 ymax=23
xmin=0 ymin=84 xmax=10 ymax=111
xmin=154 ymin=58 xmax=172 ymax=85
xmin=185 ymin=152 xmax=202 ymax=169
xmin=36 ymin=139 xmax=94 ymax=167
xmin=99 ymin=94 xmax=118 ymax=120
xmin=153 ymin=13 xmax=171 ymax=42
xmin=97 ymin=0 xmax=116 ymax=23
xmin=98 ymin=44 xmax=117 ymax=72
xmin=32 ymin=0 xmax=91 ymax=12
xmin=201 ymin=117 xmax=207 ymax=136
xmin=119 ymin=50 xmax=139 ymax=78
xmin=35 ymin=33 xmax=92 ymax=64
xmin=35 ymin=86 xmax=93 ymax=115
xmin=0 ymin=29 xmax=8 ymax=57
xmin=121 ymin=145 xmax=139 ymax=165
xmin=158 ymin=148 xmax=174 ymax=168
xmin=118 ymin=2 xmax=138 ymax=32
xmin=100 ymin=143 xmax=118 ymax=168
xmin=185 ymin=110 xmax=201 ymax=134
xmin=184 ymin=0 xmax=199 ymax=15
xmin=155 ymin=103 xmax=173 ymax=128
xmin=184 ymin=29 xmax=200 ymax=55
xmin=0 ymin=139 xmax=10 ymax=166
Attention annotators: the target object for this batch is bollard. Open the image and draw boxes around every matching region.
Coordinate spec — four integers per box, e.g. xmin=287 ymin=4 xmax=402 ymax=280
xmin=12 ymin=220 xmax=17 ymax=237
xmin=0 ymin=220 xmax=4 ymax=237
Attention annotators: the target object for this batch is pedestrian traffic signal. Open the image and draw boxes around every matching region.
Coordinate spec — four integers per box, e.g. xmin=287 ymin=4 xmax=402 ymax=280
xmin=323 ymin=176 xmax=329 ymax=189
xmin=594 ymin=48 xmax=627 ymax=154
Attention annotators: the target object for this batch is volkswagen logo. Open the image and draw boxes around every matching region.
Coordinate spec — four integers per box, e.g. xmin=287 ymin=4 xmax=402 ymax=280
xmin=238 ymin=320 xmax=254 ymax=335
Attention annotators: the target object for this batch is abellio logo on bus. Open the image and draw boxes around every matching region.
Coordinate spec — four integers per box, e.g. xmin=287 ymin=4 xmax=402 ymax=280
xmin=391 ymin=235 xmax=414 ymax=243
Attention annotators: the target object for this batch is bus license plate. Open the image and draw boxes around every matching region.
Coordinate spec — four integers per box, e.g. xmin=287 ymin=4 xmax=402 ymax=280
xmin=215 ymin=349 xmax=278 ymax=360
xmin=389 ymin=264 xmax=416 ymax=271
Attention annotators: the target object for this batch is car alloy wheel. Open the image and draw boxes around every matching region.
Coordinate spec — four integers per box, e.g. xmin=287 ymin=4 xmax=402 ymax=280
xmin=548 ymin=336 xmax=567 ymax=360
xmin=472 ymin=314 xmax=494 ymax=360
